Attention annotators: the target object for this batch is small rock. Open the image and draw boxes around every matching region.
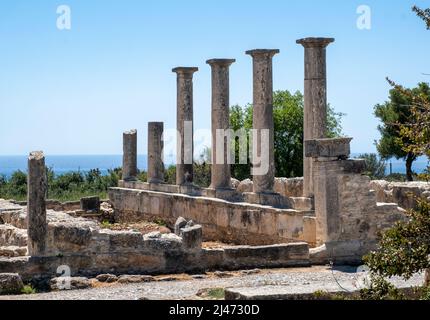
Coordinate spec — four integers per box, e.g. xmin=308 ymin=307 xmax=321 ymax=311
xmin=117 ymin=275 xmax=154 ymax=284
xmin=185 ymin=220 xmax=195 ymax=228
xmin=50 ymin=277 xmax=91 ymax=291
xmin=237 ymin=179 xmax=253 ymax=193
xmin=230 ymin=178 xmax=240 ymax=189
xmin=181 ymin=225 xmax=202 ymax=249
xmin=146 ymin=231 xmax=162 ymax=239
xmin=214 ymin=271 xmax=234 ymax=278
xmin=0 ymin=273 xmax=24 ymax=295
xmin=156 ymin=276 xmax=178 ymax=282
xmin=174 ymin=217 xmax=187 ymax=235
xmin=241 ymin=269 xmax=261 ymax=275
xmin=192 ymin=274 xmax=207 ymax=280
xmin=96 ymin=274 xmax=118 ymax=283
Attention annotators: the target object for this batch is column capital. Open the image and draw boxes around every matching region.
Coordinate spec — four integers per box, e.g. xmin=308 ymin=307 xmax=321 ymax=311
xmin=124 ymin=129 xmax=137 ymax=135
xmin=245 ymin=49 xmax=280 ymax=58
xmin=206 ymin=59 xmax=236 ymax=67
xmin=172 ymin=67 xmax=199 ymax=76
xmin=29 ymin=151 xmax=44 ymax=161
xmin=296 ymin=37 xmax=335 ymax=48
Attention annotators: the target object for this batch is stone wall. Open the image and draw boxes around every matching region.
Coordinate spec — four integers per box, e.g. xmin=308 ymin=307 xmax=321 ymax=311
xmin=370 ymin=180 xmax=430 ymax=210
xmin=236 ymin=177 xmax=304 ymax=198
xmin=109 ymin=187 xmax=315 ymax=246
xmin=306 ymin=138 xmax=407 ymax=264
xmin=0 ymin=206 xmax=310 ymax=280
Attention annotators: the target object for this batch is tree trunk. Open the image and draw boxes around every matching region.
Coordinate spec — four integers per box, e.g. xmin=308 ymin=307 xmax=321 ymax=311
xmin=405 ymin=152 xmax=415 ymax=182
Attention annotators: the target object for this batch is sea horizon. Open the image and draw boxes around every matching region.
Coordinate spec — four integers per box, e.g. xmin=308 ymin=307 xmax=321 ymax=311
xmin=0 ymin=153 xmax=428 ymax=178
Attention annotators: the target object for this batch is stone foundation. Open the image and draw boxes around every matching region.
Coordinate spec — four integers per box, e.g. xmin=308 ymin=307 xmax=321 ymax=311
xmin=370 ymin=180 xmax=430 ymax=210
xmin=109 ymin=184 xmax=315 ymax=246
xmin=0 ymin=200 xmax=310 ymax=281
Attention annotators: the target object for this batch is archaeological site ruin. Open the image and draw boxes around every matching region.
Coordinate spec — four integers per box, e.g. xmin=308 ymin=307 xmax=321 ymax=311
xmin=1 ymin=38 xmax=429 ymax=291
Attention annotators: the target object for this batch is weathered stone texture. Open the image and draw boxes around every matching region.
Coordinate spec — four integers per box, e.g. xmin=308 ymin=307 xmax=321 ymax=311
xmin=305 ymin=138 xmax=352 ymax=158
xmin=297 ymin=38 xmax=334 ymax=198
xmin=0 ymin=273 xmax=24 ymax=294
xmin=148 ymin=122 xmax=165 ymax=184
xmin=246 ymin=49 xmax=279 ymax=194
xmin=27 ymin=151 xmax=47 ymax=256
xmin=207 ymin=59 xmax=235 ymax=190
xmin=122 ymin=130 xmax=138 ymax=181
xmin=370 ymin=180 xmax=430 ymax=210
xmin=173 ymin=67 xmax=198 ymax=185
xmin=109 ymin=187 xmax=308 ymax=245
xmin=80 ymin=196 xmax=100 ymax=212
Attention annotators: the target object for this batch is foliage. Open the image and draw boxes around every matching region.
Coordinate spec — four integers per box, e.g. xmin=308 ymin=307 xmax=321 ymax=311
xmin=229 ymin=90 xmax=344 ymax=180
xmin=364 ymin=199 xmax=430 ymax=280
xmin=357 ymin=153 xmax=387 ymax=179
xmin=374 ymin=82 xmax=430 ymax=180
xmin=359 ymin=275 xmax=404 ymax=300
xmin=21 ymin=285 xmax=37 ymax=295
xmin=0 ymin=167 xmax=122 ymax=202
xmin=413 ymin=5 xmax=430 ymax=29
xmin=164 ymin=165 xmax=176 ymax=185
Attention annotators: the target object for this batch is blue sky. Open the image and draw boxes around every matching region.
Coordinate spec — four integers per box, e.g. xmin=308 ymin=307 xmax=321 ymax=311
xmin=0 ymin=0 xmax=429 ymax=156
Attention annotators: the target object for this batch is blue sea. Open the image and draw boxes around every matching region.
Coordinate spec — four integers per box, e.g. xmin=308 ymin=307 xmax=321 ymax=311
xmin=0 ymin=154 xmax=427 ymax=178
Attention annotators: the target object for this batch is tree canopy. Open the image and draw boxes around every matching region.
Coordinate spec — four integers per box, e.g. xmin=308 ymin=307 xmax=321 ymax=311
xmin=230 ymin=90 xmax=344 ymax=180
xmin=374 ymin=82 xmax=430 ymax=180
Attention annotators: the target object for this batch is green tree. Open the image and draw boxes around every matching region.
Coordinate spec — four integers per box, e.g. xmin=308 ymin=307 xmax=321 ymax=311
xmin=357 ymin=153 xmax=386 ymax=180
xmin=230 ymin=90 xmax=344 ymax=180
xmin=363 ymin=5 xmax=430 ymax=297
xmin=374 ymin=82 xmax=430 ymax=181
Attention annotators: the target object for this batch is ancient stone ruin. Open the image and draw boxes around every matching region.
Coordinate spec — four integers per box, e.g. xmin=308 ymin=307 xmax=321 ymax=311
xmin=0 ymin=38 xmax=415 ymax=290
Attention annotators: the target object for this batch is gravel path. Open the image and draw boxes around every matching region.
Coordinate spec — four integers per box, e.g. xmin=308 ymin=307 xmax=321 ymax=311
xmin=0 ymin=266 xmax=424 ymax=300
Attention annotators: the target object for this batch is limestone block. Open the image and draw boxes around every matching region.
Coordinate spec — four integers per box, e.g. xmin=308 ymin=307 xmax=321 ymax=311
xmin=237 ymin=179 xmax=253 ymax=193
xmin=50 ymin=276 xmax=91 ymax=291
xmin=96 ymin=274 xmax=118 ymax=283
xmin=303 ymin=216 xmax=316 ymax=246
xmin=174 ymin=217 xmax=187 ymax=236
xmin=305 ymin=138 xmax=352 ymax=158
xmin=231 ymin=178 xmax=240 ymax=189
xmin=0 ymin=273 xmax=24 ymax=295
xmin=181 ymin=225 xmax=202 ymax=250
xmin=274 ymin=177 xmax=304 ymax=197
xmin=80 ymin=196 xmax=100 ymax=212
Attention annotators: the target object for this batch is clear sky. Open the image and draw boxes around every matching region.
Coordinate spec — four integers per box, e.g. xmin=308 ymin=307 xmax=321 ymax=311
xmin=0 ymin=0 xmax=429 ymax=156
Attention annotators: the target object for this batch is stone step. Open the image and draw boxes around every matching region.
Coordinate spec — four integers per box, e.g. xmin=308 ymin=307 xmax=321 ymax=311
xmin=0 ymin=210 xmax=27 ymax=229
xmin=0 ymin=246 xmax=28 ymax=258
xmin=0 ymin=224 xmax=28 ymax=247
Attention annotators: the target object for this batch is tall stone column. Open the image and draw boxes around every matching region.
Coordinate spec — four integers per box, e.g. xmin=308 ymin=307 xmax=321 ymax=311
xmin=122 ymin=129 xmax=138 ymax=181
xmin=148 ymin=122 xmax=164 ymax=184
xmin=297 ymin=37 xmax=334 ymax=198
xmin=246 ymin=49 xmax=279 ymax=194
xmin=173 ymin=67 xmax=198 ymax=185
xmin=207 ymin=59 xmax=235 ymax=190
xmin=27 ymin=151 xmax=47 ymax=256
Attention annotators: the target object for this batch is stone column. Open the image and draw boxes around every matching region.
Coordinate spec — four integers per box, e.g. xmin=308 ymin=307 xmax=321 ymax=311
xmin=122 ymin=129 xmax=138 ymax=181
xmin=172 ymin=67 xmax=198 ymax=185
xmin=207 ymin=59 xmax=235 ymax=190
xmin=297 ymin=37 xmax=334 ymax=198
xmin=245 ymin=49 xmax=279 ymax=194
xmin=147 ymin=122 xmax=164 ymax=184
xmin=27 ymin=151 xmax=47 ymax=256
